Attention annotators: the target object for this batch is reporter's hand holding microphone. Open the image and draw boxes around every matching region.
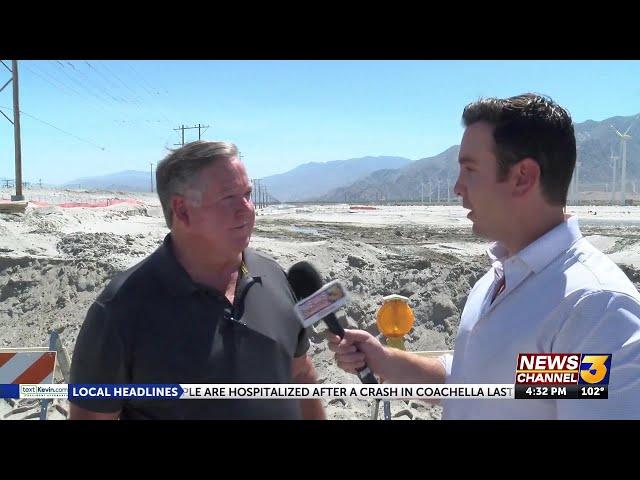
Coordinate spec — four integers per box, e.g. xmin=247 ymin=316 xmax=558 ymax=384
xmin=288 ymin=261 xmax=387 ymax=384
xmin=326 ymin=329 xmax=391 ymax=382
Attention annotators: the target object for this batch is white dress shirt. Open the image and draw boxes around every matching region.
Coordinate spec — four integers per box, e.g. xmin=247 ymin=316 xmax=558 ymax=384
xmin=440 ymin=216 xmax=640 ymax=419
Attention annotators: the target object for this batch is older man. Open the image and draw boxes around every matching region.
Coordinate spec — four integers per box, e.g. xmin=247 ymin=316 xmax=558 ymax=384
xmin=70 ymin=141 xmax=325 ymax=419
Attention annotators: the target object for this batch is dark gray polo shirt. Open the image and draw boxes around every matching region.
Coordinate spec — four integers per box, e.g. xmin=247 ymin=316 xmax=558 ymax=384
xmin=70 ymin=234 xmax=310 ymax=419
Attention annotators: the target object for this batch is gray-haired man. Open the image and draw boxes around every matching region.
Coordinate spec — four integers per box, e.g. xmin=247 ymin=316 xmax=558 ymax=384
xmin=70 ymin=141 xmax=325 ymax=420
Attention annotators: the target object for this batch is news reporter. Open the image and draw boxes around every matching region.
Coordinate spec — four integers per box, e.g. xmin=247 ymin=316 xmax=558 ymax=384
xmin=329 ymin=94 xmax=640 ymax=419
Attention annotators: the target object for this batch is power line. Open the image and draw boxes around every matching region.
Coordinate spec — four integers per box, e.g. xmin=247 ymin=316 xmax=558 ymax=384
xmin=87 ymin=61 xmax=174 ymax=128
xmin=84 ymin=61 xmax=132 ymax=104
xmin=52 ymin=60 xmax=108 ymax=102
xmin=0 ymin=105 xmax=106 ymax=151
xmin=23 ymin=62 xmax=161 ymax=131
xmin=99 ymin=61 xmax=146 ymax=107
xmin=62 ymin=61 xmax=172 ymax=130
xmin=71 ymin=61 xmax=129 ymax=104
xmin=56 ymin=60 xmax=141 ymax=115
xmin=26 ymin=61 xmax=113 ymax=111
xmin=48 ymin=60 xmax=114 ymax=109
xmin=64 ymin=60 xmax=141 ymax=109
xmin=125 ymin=61 xmax=160 ymax=96
xmin=123 ymin=61 xmax=175 ymax=127
xmin=16 ymin=62 xmax=174 ymax=147
xmin=23 ymin=62 xmax=83 ymax=97
xmin=101 ymin=63 xmax=142 ymax=107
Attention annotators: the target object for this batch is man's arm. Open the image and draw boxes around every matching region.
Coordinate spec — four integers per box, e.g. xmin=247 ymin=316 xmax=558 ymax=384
xmin=328 ymin=329 xmax=446 ymax=384
xmin=291 ymin=354 xmax=326 ymax=420
xmin=68 ymin=301 xmax=128 ymax=419
xmin=382 ymin=348 xmax=447 ymax=384
xmin=69 ymin=403 xmax=121 ymax=420
xmin=554 ymin=291 xmax=640 ymax=419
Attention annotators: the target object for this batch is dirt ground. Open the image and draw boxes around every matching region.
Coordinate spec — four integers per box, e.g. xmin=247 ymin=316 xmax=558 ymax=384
xmin=2 ymin=189 xmax=640 ymax=420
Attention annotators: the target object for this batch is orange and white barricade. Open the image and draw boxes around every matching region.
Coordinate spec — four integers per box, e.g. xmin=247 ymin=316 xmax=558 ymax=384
xmin=0 ymin=349 xmax=57 ymax=384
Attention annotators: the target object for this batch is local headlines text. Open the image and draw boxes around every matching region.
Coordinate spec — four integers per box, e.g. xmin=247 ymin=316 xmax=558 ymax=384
xmin=0 ymin=383 xmax=516 ymax=400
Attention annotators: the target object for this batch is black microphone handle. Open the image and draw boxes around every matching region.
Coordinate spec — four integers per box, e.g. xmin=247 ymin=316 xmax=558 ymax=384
xmin=323 ymin=313 xmax=346 ymax=337
xmin=324 ymin=313 xmax=378 ymax=384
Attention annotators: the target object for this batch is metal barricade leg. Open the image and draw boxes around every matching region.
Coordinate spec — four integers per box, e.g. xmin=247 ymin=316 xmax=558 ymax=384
xmin=38 ymin=331 xmax=71 ymax=420
xmin=371 ymin=399 xmax=380 ymax=420
xmin=38 ymin=332 xmax=59 ymax=420
xmin=383 ymin=400 xmax=392 ymax=420
xmin=371 ymin=399 xmax=392 ymax=420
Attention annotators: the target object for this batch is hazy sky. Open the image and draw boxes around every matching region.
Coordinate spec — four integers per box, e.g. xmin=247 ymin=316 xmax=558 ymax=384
xmin=1 ymin=60 xmax=639 ymax=184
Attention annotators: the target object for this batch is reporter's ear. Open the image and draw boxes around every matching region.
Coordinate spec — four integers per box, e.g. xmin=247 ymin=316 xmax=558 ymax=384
xmin=511 ymin=158 xmax=540 ymax=198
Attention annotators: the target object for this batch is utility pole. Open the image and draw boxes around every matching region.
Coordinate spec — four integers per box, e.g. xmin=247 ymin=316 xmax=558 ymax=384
xmin=174 ymin=125 xmax=185 ymax=146
xmin=174 ymin=124 xmax=210 ymax=146
xmin=11 ymin=60 xmax=22 ymax=201
xmin=421 ymin=182 xmax=424 ymax=205
xmin=0 ymin=60 xmax=23 ymax=201
xmin=150 ymin=162 xmax=154 ymax=193
xmin=197 ymin=123 xmax=209 ymax=140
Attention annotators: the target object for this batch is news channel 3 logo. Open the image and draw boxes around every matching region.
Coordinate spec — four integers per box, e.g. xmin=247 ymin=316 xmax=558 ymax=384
xmin=579 ymin=354 xmax=612 ymax=385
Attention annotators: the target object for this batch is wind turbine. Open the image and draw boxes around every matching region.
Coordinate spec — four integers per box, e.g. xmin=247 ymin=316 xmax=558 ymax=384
xmin=572 ymin=161 xmax=582 ymax=204
xmin=610 ymin=147 xmax=619 ymax=203
xmin=611 ymin=115 xmax=638 ymax=206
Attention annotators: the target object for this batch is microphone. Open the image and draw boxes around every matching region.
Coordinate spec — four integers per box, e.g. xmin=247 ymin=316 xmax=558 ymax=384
xmin=287 ymin=261 xmax=378 ymax=384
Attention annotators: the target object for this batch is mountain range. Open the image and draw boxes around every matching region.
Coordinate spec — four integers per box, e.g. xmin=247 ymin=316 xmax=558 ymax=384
xmin=63 ymin=113 xmax=640 ymax=202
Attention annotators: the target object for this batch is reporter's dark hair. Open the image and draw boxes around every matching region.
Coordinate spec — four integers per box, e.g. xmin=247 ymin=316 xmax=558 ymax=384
xmin=462 ymin=93 xmax=576 ymax=206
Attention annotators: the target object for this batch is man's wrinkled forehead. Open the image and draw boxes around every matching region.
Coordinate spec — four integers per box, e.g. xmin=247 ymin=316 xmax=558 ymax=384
xmin=195 ymin=157 xmax=249 ymax=194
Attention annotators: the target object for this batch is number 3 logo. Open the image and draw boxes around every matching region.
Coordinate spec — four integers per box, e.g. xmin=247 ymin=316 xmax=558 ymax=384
xmin=580 ymin=355 xmax=609 ymax=384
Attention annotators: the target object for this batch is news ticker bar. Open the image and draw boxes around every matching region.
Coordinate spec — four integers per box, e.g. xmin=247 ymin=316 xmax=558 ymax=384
xmin=0 ymin=383 xmax=517 ymax=400
xmin=0 ymin=383 xmax=607 ymax=400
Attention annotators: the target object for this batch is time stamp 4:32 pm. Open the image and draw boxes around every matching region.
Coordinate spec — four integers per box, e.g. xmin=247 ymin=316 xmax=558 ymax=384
xmin=515 ymin=384 xmax=608 ymax=399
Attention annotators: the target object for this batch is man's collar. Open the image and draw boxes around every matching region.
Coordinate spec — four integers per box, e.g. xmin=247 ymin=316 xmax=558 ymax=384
xmin=154 ymin=234 xmax=200 ymax=297
xmin=486 ymin=215 xmax=583 ymax=274
xmin=154 ymin=234 xmax=250 ymax=298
